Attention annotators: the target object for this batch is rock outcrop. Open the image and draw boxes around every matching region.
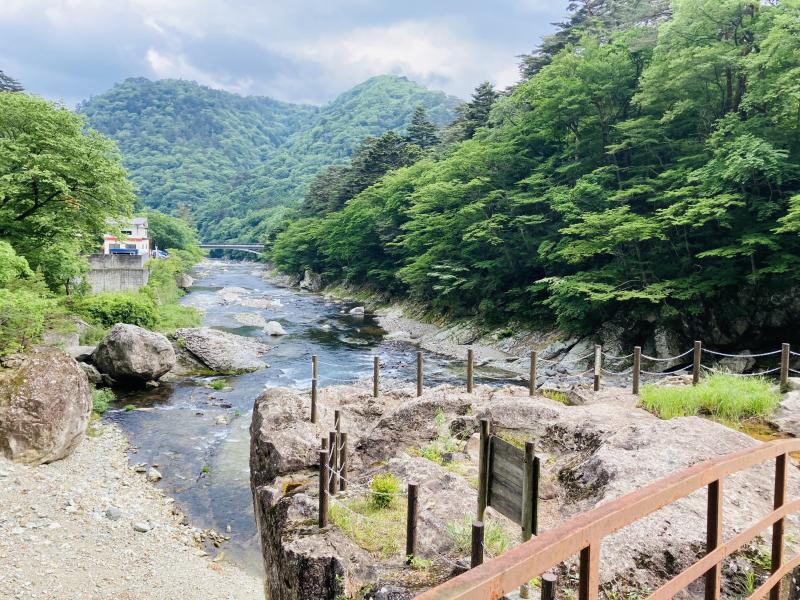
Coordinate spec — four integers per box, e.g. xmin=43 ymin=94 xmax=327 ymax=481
xmin=174 ymin=327 xmax=270 ymax=373
xmin=93 ymin=324 xmax=176 ymax=383
xmin=299 ymin=270 xmax=323 ymax=292
xmin=250 ymin=380 xmax=794 ymax=599
xmin=0 ymin=347 xmax=91 ymax=464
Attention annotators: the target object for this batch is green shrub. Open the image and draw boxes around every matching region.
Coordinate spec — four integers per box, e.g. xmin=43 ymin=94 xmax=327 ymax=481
xmin=640 ymin=373 xmax=780 ymax=422
xmin=0 ymin=288 xmax=54 ymax=356
xmin=91 ymin=388 xmax=115 ymax=414
xmin=369 ymin=472 xmax=400 ymax=509
xmin=79 ymin=323 xmax=108 ymax=345
xmin=73 ymin=292 xmax=157 ymax=329
xmin=209 ymin=379 xmax=226 ymax=391
xmin=154 ymin=303 xmax=201 ymax=332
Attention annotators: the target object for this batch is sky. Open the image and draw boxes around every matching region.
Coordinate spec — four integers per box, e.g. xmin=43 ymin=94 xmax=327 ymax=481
xmin=0 ymin=1 xmax=567 ymax=107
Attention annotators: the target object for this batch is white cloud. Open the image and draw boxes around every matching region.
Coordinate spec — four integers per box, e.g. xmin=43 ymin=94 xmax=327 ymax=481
xmin=145 ymin=48 xmax=255 ymax=95
xmin=289 ymin=20 xmax=515 ymax=98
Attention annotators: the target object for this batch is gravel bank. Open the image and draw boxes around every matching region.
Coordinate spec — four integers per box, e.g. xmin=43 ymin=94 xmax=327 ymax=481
xmin=0 ymin=421 xmax=262 ymax=600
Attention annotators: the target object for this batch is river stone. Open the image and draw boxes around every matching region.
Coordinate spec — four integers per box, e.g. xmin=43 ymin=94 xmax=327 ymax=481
xmin=233 ymin=313 xmax=267 ymax=328
xmin=264 ymin=321 xmax=287 ymax=336
xmin=173 ymin=327 xmax=270 ymax=374
xmin=93 ymin=324 xmax=176 ymax=383
xmin=349 ymin=306 xmax=365 ymax=315
xmin=179 ymin=273 xmax=194 ymax=289
xmin=0 ymin=347 xmax=92 ymax=465
xmin=78 ymin=361 xmax=103 ymax=386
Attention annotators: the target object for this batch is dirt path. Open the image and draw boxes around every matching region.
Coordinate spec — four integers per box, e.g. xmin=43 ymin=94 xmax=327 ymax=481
xmin=0 ymin=421 xmax=263 ymax=600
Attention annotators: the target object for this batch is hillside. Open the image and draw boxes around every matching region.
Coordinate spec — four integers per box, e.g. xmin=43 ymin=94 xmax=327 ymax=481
xmin=268 ymin=0 xmax=800 ymax=347
xmin=79 ymin=76 xmax=460 ymax=241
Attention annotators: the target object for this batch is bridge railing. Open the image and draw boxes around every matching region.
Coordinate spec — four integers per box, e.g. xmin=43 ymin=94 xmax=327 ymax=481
xmin=414 ymin=438 xmax=800 ymax=600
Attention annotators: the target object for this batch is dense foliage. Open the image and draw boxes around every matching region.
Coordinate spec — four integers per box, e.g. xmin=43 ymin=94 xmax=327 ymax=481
xmin=270 ymin=0 xmax=800 ymax=344
xmin=0 ymin=93 xmax=135 ymax=293
xmin=80 ymin=75 xmax=459 ymax=243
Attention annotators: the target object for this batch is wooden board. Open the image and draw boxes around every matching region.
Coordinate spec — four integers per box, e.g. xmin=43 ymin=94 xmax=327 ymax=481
xmin=487 ymin=437 xmax=525 ymax=525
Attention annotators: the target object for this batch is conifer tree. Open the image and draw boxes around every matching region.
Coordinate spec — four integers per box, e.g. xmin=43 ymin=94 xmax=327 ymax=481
xmin=0 ymin=70 xmax=23 ymax=92
xmin=405 ymin=106 xmax=438 ymax=149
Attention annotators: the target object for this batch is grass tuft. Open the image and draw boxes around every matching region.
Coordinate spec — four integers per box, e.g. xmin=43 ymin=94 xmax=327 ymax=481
xmin=445 ymin=514 xmax=513 ymax=557
xmin=329 ymin=495 xmax=405 ymax=559
xmin=91 ymin=387 xmax=115 ymax=415
xmin=640 ymin=372 xmax=779 ymax=422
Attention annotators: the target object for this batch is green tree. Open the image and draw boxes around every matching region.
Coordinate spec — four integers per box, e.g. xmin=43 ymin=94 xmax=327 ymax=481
xmin=0 ymin=70 xmax=23 ymax=92
xmin=146 ymin=210 xmax=200 ymax=253
xmin=0 ymin=93 xmax=135 ymax=291
xmin=405 ymin=106 xmax=438 ymax=149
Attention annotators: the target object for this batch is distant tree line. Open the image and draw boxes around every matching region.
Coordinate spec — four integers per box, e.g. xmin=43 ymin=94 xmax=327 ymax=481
xmin=268 ymin=0 xmax=800 ymax=345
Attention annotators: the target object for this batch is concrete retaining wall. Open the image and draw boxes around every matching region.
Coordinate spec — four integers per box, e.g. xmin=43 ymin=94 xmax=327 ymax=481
xmin=87 ymin=254 xmax=149 ymax=293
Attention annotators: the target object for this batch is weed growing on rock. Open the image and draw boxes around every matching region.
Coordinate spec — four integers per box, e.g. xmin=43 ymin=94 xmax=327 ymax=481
xmin=91 ymin=387 xmax=115 ymax=415
xmin=412 ymin=409 xmax=462 ymax=464
xmin=123 ymin=404 xmax=136 ymax=412
xmin=329 ymin=496 xmax=405 ymax=559
xmin=209 ymin=379 xmax=226 ymax=391
xmin=445 ymin=515 xmax=512 ymax=556
xmin=369 ymin=473 xmax=400 ymax=509
xmin=640 ymin=373 xmax=779 ymax=422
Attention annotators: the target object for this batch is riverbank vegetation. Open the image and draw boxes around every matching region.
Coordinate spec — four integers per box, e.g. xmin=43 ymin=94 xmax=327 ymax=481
xmin=0 ymin=88 xmax=202 ymax=356
xmin=267 ymin=0 xmax=800 ymax=343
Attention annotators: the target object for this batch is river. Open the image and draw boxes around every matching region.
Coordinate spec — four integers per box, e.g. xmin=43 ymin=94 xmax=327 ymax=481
xmin=106 ymin=259 xmax=505 ymax=575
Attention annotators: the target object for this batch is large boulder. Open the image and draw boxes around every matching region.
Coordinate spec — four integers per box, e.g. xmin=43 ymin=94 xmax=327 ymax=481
xmin=299 ymin=270 xmax=323 ymax=292
xmin=173 ymin=327 xmax=270 ymax=374
xmin=0 ymin=347 xmax=91 ymax=464
xmin=93 ymin=324 xmax=176 ymax=383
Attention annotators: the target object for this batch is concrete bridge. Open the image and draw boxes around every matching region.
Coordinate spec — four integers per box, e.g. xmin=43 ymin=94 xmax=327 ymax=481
xmin=199 ymin=243 xmax=265 ymax=255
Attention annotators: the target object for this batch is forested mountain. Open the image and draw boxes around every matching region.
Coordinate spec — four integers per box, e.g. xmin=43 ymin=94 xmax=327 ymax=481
xmin=270 ymin=0 xmax=800 ymax=346
xmin=79 ymin=76 xmax=459 ymax=241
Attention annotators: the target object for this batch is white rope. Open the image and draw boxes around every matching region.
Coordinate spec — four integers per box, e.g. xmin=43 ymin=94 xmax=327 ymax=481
xmin=601 ymin=368 xmax=633 ymax=376
xmin=702 ymin=348 xmax=782 ymax=358
xmin=602 ymin=352 xmax=634 ymax=361
xmin=640 ymin=367 xmax=690 ymax=376
xmin=790 ymin=368 xmax=800 ymax=375
xmin=700 ymin=365 xmax=781 ymax=377
xmin=791 ymin=351 xmax=800 ymax=358
xmin=640 ymin=349 xmax=693 ymax=362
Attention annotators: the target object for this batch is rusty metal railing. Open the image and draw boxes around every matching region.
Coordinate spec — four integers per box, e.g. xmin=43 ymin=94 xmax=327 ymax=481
xmin=414 ymin=439 xmax=800 ymax=600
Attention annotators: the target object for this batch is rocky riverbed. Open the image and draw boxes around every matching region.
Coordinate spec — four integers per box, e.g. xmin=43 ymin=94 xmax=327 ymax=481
xmin=0 ymin=420 xmax=262 ymax=600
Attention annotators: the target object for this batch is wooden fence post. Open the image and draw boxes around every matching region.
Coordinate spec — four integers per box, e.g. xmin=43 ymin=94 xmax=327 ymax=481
xmin=406 ymin=482 xmax=419 ymax=564
xmin=471 ymin=521 xmax=484 ymax=568
xmin=467 ymin=348 xmax=474 ymax=393
xmin=373 ymin=356 xmax=380 ymax=398
xmin=312 ymin=354 xmax=318 ymax=380
xmin=310 ymin=378 xmax=318 ymax=424
xmin=338 ymin=432 xmax=348 ymax=492
xmin=477 ymin=419 xmax=490 ymax=521
xmin=328 ymin=431 xmax=338 ymax=495
xmin=318 ymin=449 xmax=328 ymax=528
xmin=693 ymin=341 xmax=702 ymax=386
xmin=593 ymin=345 xmax=602 ymax=392
xmin=416 ymin=351 xmax=423 ymax=397
xmin=520 ymin=441 xmax=536 ymax=599
xmin=781 ymin=343 xmax=790 ymax=394
xmin=541 ymin=573 xmax=557 ymax=600
xmin=632 ymin=346 xmax=641 ymax=395
xmin=334 ymin=410 xmax=341 ymax=436
xmin=704 ymin=479 xmax=722 ymax=600
xmin=529 ymin=351 xmax=537 ymax=396
xmin=771 ymin=453 xmax=788 ymax=600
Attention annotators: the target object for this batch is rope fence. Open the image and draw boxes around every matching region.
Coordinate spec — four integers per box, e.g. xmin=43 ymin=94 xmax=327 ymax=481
xmin=307 ymin=339 xmax=795 ymax=417
xmin=316 ymin=411 xmax=555 ymax=599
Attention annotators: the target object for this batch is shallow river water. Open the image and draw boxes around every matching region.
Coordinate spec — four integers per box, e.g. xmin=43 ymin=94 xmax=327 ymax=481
xmin=106 ymin=260 xmax=511 ymax=575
